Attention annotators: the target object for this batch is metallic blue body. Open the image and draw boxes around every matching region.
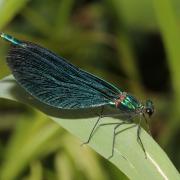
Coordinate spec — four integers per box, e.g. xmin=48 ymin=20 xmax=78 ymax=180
xmin=0 ymin=33 xmax=26 ymax=47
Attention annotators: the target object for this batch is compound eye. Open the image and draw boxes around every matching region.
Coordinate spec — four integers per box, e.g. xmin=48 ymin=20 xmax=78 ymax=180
xmin=146 ymin=108 xmax=153 ymax=117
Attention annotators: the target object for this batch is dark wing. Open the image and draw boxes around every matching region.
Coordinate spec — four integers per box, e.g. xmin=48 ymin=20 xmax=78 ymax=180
xmin=7 ymin=42 xmax=121 ymax=109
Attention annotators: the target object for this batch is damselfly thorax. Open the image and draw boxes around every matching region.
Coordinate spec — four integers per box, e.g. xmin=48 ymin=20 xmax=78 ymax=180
xmin=114 ymin=92 xmax=154 ymax=118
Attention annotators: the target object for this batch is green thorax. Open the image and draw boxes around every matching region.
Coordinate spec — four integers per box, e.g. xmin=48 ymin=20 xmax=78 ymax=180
xmin=120 ymin=94 xmax=143 ymax=111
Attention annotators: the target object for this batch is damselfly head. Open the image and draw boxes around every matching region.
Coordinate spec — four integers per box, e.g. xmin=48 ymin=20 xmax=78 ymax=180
xmin=144 ymin=100 xmax=154 ymax=117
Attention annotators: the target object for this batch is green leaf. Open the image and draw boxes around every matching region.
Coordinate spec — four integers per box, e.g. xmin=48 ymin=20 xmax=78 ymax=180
xmin=152 ymin=0 xmax=180 ymax=145
xmin=0 ymin=75 xmax=179 ymax=180
xmin=0 ymin=0 xmax=28 ymax=29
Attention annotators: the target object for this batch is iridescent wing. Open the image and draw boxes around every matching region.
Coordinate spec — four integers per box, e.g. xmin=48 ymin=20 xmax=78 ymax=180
xmin=7 ymin=41 xmax=121 ymax=109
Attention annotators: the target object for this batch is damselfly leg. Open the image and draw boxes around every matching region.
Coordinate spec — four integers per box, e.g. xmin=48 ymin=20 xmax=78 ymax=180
xmin=137 ymin=116 xmax=147 ymax=158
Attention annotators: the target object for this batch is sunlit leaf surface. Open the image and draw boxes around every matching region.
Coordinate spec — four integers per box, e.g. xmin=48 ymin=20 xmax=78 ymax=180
xmin=0 ymin=75 xmax=179 ymax=180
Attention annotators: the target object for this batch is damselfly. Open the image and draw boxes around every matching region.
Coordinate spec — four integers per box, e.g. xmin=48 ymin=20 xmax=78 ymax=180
xmin=1 ymin=33 xmax=154 ymax=159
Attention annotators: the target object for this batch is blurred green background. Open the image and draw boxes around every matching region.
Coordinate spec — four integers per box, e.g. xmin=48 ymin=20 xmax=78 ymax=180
xmin=0 ymin=0 xmax=180 ymax=179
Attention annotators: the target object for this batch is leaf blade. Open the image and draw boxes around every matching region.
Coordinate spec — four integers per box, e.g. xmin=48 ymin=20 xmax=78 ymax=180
xmin=0 ymin=75 xmax=179 ymax=180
